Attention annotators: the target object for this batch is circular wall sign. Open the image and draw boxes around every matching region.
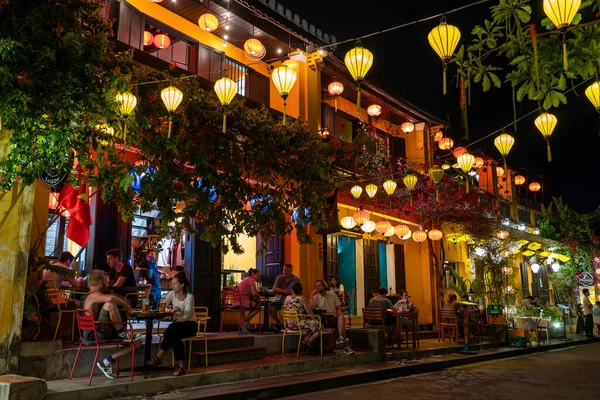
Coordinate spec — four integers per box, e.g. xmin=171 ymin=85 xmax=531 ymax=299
xmin=578 ymin=272 xmax=594 ymax=287
xmin=40 ymin=151 xmax=74 ymax=188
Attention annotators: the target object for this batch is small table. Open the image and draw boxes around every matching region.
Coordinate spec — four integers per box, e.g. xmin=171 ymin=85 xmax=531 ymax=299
xmin=258 ymin=290 xmax=278 ymax=332
xmin=391 ymin=311 xmax=418 ymax=349
xmin=128 ymin=310 xmax=171 ymax=374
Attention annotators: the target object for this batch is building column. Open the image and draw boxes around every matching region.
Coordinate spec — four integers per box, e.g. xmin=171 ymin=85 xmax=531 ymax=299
xmin=355 ymin=239 xmax=365 ymax=316
xmin=386 ymin=243 xmax=396 ymax=293
xmin=0 ymin=131 xmax=36 ymax=374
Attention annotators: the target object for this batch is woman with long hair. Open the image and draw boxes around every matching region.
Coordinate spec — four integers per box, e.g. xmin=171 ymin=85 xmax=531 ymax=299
xmin=284 ymin=282 xmax=321 ymax=351
xmin=146 ymin=272 xmax=196 ymax=376
xmin=235 ymin=268 xmax=261 ymax=333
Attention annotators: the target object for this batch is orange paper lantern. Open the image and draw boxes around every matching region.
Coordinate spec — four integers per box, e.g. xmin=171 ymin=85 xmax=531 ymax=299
xmin=514 ymin=175 xmax=526 ymax=185
xmin=143 ymin=31 xmax=154 ymax=46
xmin=153 ymin=34 xmax=171 ymax=49
xmin=529 ymin=182 xmax=541 ymax=192
xmin=453 ymin=146 xmax=467 ymax=158
xmin=438 ymin=137 xmax=454 ymax=150
xmin=428 ymin=229 xmax=443 ymax=241
xmin=412 ymin=230 xmax=427 ymax=243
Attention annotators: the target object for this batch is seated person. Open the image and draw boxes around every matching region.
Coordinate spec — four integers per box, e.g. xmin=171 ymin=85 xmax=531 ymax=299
xmin=445 ymin=293 xmax=459 ymax=310
xmin=311 ymin=279 xmax=354 ymax=354
xmin=43 ymin=251 xmax=80 ymax=288
xmin=268 ymin=263 xmax=300 ymax=330
xmin=393 ymin=290 xmax=415 ymax=312
xmin=284 ymin=282 xmax=321 ymax=351
xmin=106 ymin=248 xmax=137 ymax=306
xmin=83 ymin=270 xmax=142 ymax=379
xmin=235 ymin=268 xmax=262 ymax=334
xmin=329 ymin=275 xmax=348 ymax=306
xmin=367 ymin=287 xmax=398 ymax=342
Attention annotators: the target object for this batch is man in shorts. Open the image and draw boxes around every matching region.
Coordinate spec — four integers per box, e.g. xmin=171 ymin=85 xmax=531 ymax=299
xmin=83 ymin=270 xmax=142 ymax=379
xmin=269 ymin=263 xmax=299 ymax=330
xmin=311 ymin=279 xmax=354 ymax=355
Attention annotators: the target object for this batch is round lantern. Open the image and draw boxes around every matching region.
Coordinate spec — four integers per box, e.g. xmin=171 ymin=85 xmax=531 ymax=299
xmin=116 ymin=92 xmax=137 ymax=116
xmin=441 ymin=163 xmax=451 ymax=170
xmin=153 ymin=33 xmax=171 ymax=49
xmin=161 ymin=86 xmax=183 ymax=138
xmin=494 ymin=133 xmax=515 ymax=157
xmin=353 ymin=209 xmax=370 ymax=225
xmin=453 ymin=146 xmax=467 ymax=158
xmin=383 ymin=180 xmax=397 ymax=195
xmin=457 ymin=152 xmax=474 ymax=173
xmin=428 ymin=229 xmax=443 ymax=241
xmin=244 ymin=38 xmax=266 ymax=60
xmin=350 ymin=185 xmax=363 ymax=199
xmin=271 ymin=64 xmax=298 ymax=125
xmin=143 ymin=31 xmax=154 ymax=46
xmin=473 ymin=157 xmax=484 ymax=169
xmin=384 ymin=226 xmax=395 ymax=237
xmin=496 ymin=167 xmax=505 ymax=178
xmin=365 ymin=183 xmax=378 ymax=198
xmin=428 ymin=20 xmax=461 ymax=94
xmin=438 ymin=137 xmax=454 ymax=150
xmin=344 ymin=42 xmax=374 ymax=114
xmin=214 ymin=77 xmax=237 ymax=133
xmin=412 ymin=230 xmax=427 ymax=243
xmin=535 ymin=112 xmax=557 ymax=162
xmin=376 ymin=220 xmax=392 ymax=235
xmin=529 ymin=182 xmax=541 ymax=192
xmin=514 ymin=175 xmax=526 ymax=185
xmin=497 ymin=230 xmax=509 ymax=239
xmin=543 ymin=0 xmax=580 ymax=70
xmin=585 ymin=81 xmax=600 ymax=110
xmin=282 ymin=59 xmax=298 ymax=71
xmin=433 ymin=131 xmax=444 ymax=142
xmin=395 ymin=225 xmax=411 ymax=239
xmin=340 ymin=216 xmax=356 ymax=230
xmin=401 ymin=121 xmax=415 ymax=133
xmin=367 ymin=104 xmax=382 ymax=117
xmin=328 ymin=81 xmax=344 ymax=111
xmin=530 ymin=263 xmax=540 ymax=273
xmin=198 ymin=13 xmax=219 ymax=32
xmin=361 ymin=220 xmax=376 ymax=233
xmin=403 ymin=175 xmax=418 ymax=191
xmin=429 ymin=166 xmax=444 ymax=201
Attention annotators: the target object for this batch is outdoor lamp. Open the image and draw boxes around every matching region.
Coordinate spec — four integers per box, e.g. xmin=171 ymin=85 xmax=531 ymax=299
xmin=198 ymin=13 xmax=219 ymax=32
xmin=494 ymin=133 xmax=515 ymax=157
xmin=530 ymin=263 xmax=540 ymax=273
xmin=161 ymin=86 xmax=183 ymax=138
xmin=214 ymin=76 xmax=238 ymax=133
xmin=543 ymin=0 xmax=581 ymax=70
xmin=344 ymin=41 xmax=374 ymax=114
xmin=367 ymin=104 xmax=382 ymax=117
xmin=383 ymin=179 xmax=397 ymax=195
xmin=453 ymin=146 xmax=467 ymax=159
xmin=350 ymin=185 xmax=363 ymax=199
xmin=340 ymin=216 xmax=356 ymax=230
xmin=497 ymin=230 xmax=509 ymax=239
xmin=428 ymin=229 xmax=443 ymax=241
xmin=272 ymin=64 xmax=298 ymax=126
xmin=353 ymin=208 xmax=370 ymax=225
xmin=403 ymin=174 xmax=418 ymax=206
xmin=412 ymin=229 xmax=427 ymax=243
xmin=428 ymin=19 xmax=461 ymax=94
xmin=395 ymin=224 xmax=410 ymax=239
xmin=514 ymin=175 xmax=526 ymax=185
xmin=551 ymin=263 xmax=561 ymax=272
xmin=115 ymin=92 xmax=137 ymax=142
xmin=535 ymin=113 xmax=557 ymax=162
xmin=376 ymin=220 xmax=392 ymax=235
xmin=473 ymin=157 xmax=484 ymax=169
xmin=529 ymin=182 xmax=541 ymax=192
xmin=143 ymin=31 xmax=154 ymax=46
xmin=457 ymin=152 xmax=475 ymax=193
xmin=441 ymin=163 xmax=451 ymax=170
xmin=365 ymin=183 xmax=378 ymax=198
xmin=328 ymin=81 xmax=344 ymax=111
xmin=401 ymin=121 xmax=415 ymax=133
xmin=244 ymin=38 xmax=266 ymax=60
xmin=585 ymin=81 xmax=600 ymax=109
xmin=496 ymin=167 xmax=505 ymax=178
xmin=361 ymin=220 xmax=376 ymax=233
xmin=153 ymin=33 xmax=171 ymax=49
xmin=438 ymin=137 xmax=454 ymax=150
xmin=283 ymin=59 xmax=298 ymax=71
xmin=428 ymin=166 xmax=444 ymax=201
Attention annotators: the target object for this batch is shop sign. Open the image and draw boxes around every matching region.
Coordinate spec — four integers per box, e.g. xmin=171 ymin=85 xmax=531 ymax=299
xmin=578 ymin=272 xmax=594 ymax=287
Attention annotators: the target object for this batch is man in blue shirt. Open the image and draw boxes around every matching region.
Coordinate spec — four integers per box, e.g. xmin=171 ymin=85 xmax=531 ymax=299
xmin=136 ymin=250 xmax=162 ymax=310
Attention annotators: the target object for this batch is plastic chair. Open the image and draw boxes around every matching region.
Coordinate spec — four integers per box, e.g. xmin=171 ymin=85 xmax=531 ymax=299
xmin=176 ymin=307 xmax=211 ymax=371
xmin=219 ymin=287 xmax=243 ymax=333
xmin=45 ymin=280 xmax=78 ymax=341
xmin=438 ymin=308 xmax=459 ymax=343
xmin=69 ymin=309 xmax=136 ymax=386
xmin=281 ymin=307 xmax=322 ymax=357
xmin=362 ymin=308 xmax=395 ymax=347
xmin=537 ymin=317 xmax=552 ymax=344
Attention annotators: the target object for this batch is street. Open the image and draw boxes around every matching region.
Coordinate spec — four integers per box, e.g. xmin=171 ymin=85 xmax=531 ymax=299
xmin=284 ymin=343 xmax=600 ymax=400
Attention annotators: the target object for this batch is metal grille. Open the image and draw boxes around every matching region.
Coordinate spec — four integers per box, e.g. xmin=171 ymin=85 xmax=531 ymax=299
xmin=224 ymin=57 xmax=248 ymax=97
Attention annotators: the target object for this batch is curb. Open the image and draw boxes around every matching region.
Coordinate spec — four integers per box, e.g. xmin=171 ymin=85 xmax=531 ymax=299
xmin=188 ymin=338 xmax=598 ymax=400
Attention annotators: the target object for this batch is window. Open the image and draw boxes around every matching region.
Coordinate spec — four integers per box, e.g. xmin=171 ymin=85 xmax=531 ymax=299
xmin=444 ymin=262 xmax=457 ymax=289
xmin=225 ymin=58 xmax=248 ymax=97
xmin=132 ymin=209 xmax=162 ymax=238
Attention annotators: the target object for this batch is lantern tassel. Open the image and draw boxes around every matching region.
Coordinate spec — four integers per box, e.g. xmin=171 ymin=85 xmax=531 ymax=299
xmin=443 ymin=68 xmax=447 ymax=95
xmin=436 ymin=188 xmax=439 ymax=202
xmin=123 ymin=122 xmax=127 ymax=143
xmin=334 ymin=98 xmax=338 ymax=112
xmin=283 ymin=102 xmax=287 ymax=126
xmin=547 ymin=142 xmax=552 ymax=163
xmin=562 ymin=38 xmax=568 ymax=71
xmin=223 ymin=113 xmax=227 ymax=133
xmin=356 ymin=86 xmax=361 ymax=115
xmin=410 ymin=195 xmax=413 ymax=207
xmin=168 ymin=117 xmax=172 ymax=139
xmin=465 ymin=180 xmax=469 ymax=194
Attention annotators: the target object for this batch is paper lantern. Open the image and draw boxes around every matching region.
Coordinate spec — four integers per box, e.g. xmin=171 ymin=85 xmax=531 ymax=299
xmin=401 ymin=121 xmax=415 ymax=133
xmin=403 ymin=175 xmax=418 ymax=191
xmin=384 ymin=226 xmax=395 ymax=237
xmin=497 ymin=230 xmax=509 ymax=239
xmin=244 ymin=39 xmax=266 ymax=60
xmin=429 ymin=166 xmax=444 ymax=201
xmin=441 ymin=163 xmax=451 ymax=170
xmin=496 ymin=167 xmax=505 ymax=178
xmin=494 ymin=133 xmax=515 ymax=157
xmin=350 ymin=185 xmax=363 ymax=199
xmin=153 ymin=34 xmax=171 ymax=49
xmin=271 ymin=64 xmax=298 ymax=125
xmin=340 ymin=216 xmax=356 ymax=230
xmin=214 ymin=77 xmax=237 ymax=133
xmin=412 ymin=230 xmax=427 ymax=243
xmin=434 ymin=131 xmax=444 ymax=142
xmin=143 ymin=31 xmax=154 ymax=46
xmin=438 ymin=137 xmax=454 ymax=150
xmin=551 ymin=263 xmax=561 ymax=272
xmin=365 ymin=183 xmax=378 ymax=198
xmin=116 ymin=92 xmax=137 ymax=116
xmin=456 ymin=153 xmax=474 ymax=173
xmin=344 ymin=42 xmax=373 ymax=114
xmin=473 ymin=157 xmax=484 ymax=169
xmin=376 ymin=220 xmax=392 ymax=235
xmin=428 ymin=20 xmax=461 ymax=94
xmin=161 ymin=86 xmax=183 ymax=138
xmin=543 ymin=0 xmax=580 ymax=29
xmin=453 ymin=146 xmax=467 ymax=159
xmin=353 ymin=209 xmax=370 ymax=225
xmin=383 ymin=180 xmax=397 ymax=195
xmin=367 ymin=104 xmax=382 ymax=117
xmin=585 ymin=81 xmax=600 ymax=109
xmin=535 ymin=113 xmax=557 ymax=162
xmin=198 ymin=13 xmax=219 ymax=32
xmin=395 ymin=224 xmax=410 ymax=238
xmin=361 ymin=220 xmax=376 ymax=233
xmin=530 ymin=263 xmax=540 ymax=273
xmin=514 ymin=175 xmax=526 ymax=185
xmin=328 ymin=81 xmax=344 ymax=111
xmin=428 ymin=229 xmax=443 ymax=241
xmin=529 ymin=182 xmax=541 ymax=192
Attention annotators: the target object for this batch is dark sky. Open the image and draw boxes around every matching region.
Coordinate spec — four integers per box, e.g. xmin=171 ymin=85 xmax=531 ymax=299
xmin=275 ymin=0 xmax=598 ymax=213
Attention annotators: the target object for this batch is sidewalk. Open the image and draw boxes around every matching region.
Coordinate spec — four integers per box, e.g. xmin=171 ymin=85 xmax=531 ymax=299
xmin=44 ymin=335 xmax=597 ymax=400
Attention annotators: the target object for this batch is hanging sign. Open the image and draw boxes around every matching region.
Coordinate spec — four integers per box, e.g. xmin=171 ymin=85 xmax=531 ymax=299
xmin=578 ymin=272 xmax=594 ymax=287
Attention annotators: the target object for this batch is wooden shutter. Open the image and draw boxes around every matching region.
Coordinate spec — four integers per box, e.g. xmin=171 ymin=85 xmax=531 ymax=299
xmin=363 ymin=239 xmax=380 ymax=306
xmin=256 ymin=236 xmax=284 ymax=289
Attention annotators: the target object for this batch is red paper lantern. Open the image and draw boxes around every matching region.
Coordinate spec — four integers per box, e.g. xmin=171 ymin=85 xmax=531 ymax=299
xmin=143 ymin=31 xmax=154 ymax=46
xmin=438 ymin=137 xmax=454 ymax=150
xmin=529 ymin=182 xmax=541 ymax=192
xmin=153 ymin=34 xmax=171 ymax=49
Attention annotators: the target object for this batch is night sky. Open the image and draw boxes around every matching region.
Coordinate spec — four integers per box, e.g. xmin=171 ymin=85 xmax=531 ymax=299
xmin=276 ymin=0 xmax=598 ymax=213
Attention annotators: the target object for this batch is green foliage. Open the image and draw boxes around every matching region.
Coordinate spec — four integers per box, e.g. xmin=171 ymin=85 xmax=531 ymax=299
xmin=469 ymin=239 xmax=512 ymax=304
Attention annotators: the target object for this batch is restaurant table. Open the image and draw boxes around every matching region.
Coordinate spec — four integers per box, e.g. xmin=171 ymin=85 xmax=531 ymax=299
xmin=258 ymin=290 xmax=278 ymax=332
xmin=458 ymin=304 xmax=480 ymax=354
xmin=128 ymin=310 xmax=171 ymax=375
xmin=391 ymin=310 xmax=418 ymax=349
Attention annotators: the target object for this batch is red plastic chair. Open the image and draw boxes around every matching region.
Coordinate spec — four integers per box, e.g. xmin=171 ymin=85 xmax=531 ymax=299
xmin=69 ymin=309 xmax=137 ymax=386
xmin=219 ymin=287 xmax=243 ymax=333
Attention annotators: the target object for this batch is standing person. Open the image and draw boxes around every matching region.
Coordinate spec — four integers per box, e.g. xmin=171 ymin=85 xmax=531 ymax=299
xmin=310 ymin=279 xmax=354 ymax=355
xmin=136 ymin=250 xmax=162 ymax=310
xmin=268 ymin=263 xmax=300 ymax=330
xmin=582 ymin=288 xmax=594 ymax=338
xmin=82 ymin=271 xmax=142 ymax=379
xmin=43 ymin=251 xmax=81 ymax=288
xmin=283 ymin=282 xmax=321 ymax=352
xmin=146 ymin=272 xmax=196 ymax=376
xmin=235 ymin=268 xmax=261 ymax=334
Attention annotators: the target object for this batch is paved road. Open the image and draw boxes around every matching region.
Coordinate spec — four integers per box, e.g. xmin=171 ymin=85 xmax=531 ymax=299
xmin=284 ymin=343 xmax=600 ymax=400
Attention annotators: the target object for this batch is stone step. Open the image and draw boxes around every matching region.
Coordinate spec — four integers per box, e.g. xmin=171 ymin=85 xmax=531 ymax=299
xmin=190 ymin=346 xmax=266 ymax=367
xmin=202 ymin=335 xmax=255 ymax=351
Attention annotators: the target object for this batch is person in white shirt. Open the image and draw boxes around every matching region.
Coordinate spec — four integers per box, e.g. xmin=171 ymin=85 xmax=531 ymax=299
xmin=146 ymin=272 xmax=195 ymax=376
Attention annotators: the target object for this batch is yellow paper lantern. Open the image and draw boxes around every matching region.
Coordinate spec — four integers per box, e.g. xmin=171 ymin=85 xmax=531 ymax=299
xmin=353 ymin=209 xmax=370 ymax=225
xmin=382 ymin=180 xmax=397 ymax=195
xmin=161 ymin=86 xmax=183 ymax=138
xmin=365 ymin=183 xmax=378 ymax=198
xmin=367 ymin=104 xmax=382 ymax=117
xmin=198 ymin=13 xmax=219 ymax=32
xmin=384 ymin=226 xmax=395 ymax=237
xmin=428 ymin=229 xmax=443 ymax=241
xmin=403 ymin=175 xmax=418 ymax=191
xmin=456 ymin=153 xmax=474 ymax=173
xmin=438 ymin=137 xmax=454 ymax=150
xmin=452 ymin=146 xmax=467 ymax=159
xmin=441 ymin=163 xmax=451 ymax=170
xmin=428 ymin=20 xmax=461 ymax=94
xmin=585 ymin=81 xmax=600 ymax=109
xmin=244 ymin=38 xmax=265 ymax=60
xmin=376 ymin=220 xmax=392 ymax=235
xmin=394 ymin=225 xmax=411 ymax=238
xmin=340 ymin=216 xmax=356 ymax=230
xmin=361 ymin=220 xmax=376 ymax=233
xmin=494 ymin=133 xmax=515 ymax=157
xmin=401 ymin=121 xmax=415 ymax=133
xmin=429 ymin=166 xmax=444 ymax=201
xmin=344 ymin=42 xmax=373 ymax=114
xmin=350 ymin=185 xmax=363 ymax=199
xmin=412 ymin=230 xmax=427 ymax=243
xmin=214 ymin=77 xmax=238 ymax=133
xmin=543 ymin=0 xmax=581 ymax=29
xmin=535 ymin=113 xmax=557 ymax=162
xmin=283 ymin=59 xmax=298 ymax=71
xmin=271 ymin=65 xmax=298 ymax=126
xmin=116 ymin=92 xmax=137 ymax=116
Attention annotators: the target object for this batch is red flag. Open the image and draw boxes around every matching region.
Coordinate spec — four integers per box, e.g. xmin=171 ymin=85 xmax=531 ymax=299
xmin=58 ymin=184 xmax=92 ymax=248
